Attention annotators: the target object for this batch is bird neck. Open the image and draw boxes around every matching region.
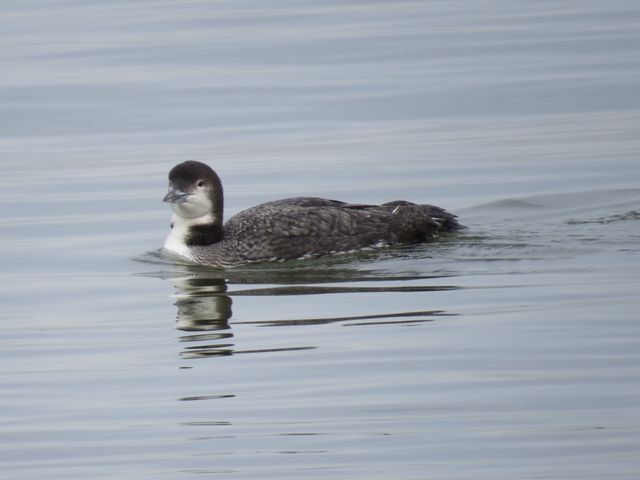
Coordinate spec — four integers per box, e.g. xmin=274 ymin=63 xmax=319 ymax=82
xmin=165 ymin=213 xmax=224 ymax=252
xmin=185 ymin=219 xmax=224 ymax=246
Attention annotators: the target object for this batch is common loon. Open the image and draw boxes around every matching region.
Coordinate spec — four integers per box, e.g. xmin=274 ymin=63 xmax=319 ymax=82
xmin=163 ymin=160 xmax=462 ymax=266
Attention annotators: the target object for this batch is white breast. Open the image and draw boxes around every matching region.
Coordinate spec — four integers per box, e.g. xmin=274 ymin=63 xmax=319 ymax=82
xmin=164 ymin=232 xmax=194 ymax=260
xmin=163 ymin=213 xmax=214 ymax=260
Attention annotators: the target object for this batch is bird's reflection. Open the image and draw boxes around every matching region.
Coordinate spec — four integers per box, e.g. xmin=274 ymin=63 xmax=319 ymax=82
xmin=136 ymin=249 xmax=461 ymax=361
xmin=172 ymin=275 xmax=234 ymax=359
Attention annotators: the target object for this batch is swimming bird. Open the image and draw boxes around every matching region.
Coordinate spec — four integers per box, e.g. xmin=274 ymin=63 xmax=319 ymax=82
xmin=163 ymin=160 xmax=462 ymax=266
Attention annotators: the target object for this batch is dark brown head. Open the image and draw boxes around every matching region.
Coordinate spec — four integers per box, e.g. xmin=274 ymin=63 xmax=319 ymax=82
xmin=163 ymin=160 xmax=224 ymax=222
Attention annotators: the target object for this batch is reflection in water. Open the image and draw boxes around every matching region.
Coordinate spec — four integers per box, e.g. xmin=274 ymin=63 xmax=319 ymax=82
xmin=138 ymin=250 xmax=460 ymax=359
xmin=174 ymin=277 xmax=232 ymax=330
xmin=234 ymin=309 xmax=453 ymax=327
xmin=178 ymin=394 xmax=236 ymax=402
xmin=167 ymin=270 xmax=323 ymax=359
xmin=172 ymin=275 xmax=234 ymax=359
xmin=227 ymin=284 xmax=459 ymax=296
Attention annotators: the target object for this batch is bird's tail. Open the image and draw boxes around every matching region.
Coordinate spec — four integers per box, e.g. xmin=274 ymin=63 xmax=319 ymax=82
xmin=383 ymin=201 xmax=463 ymax=242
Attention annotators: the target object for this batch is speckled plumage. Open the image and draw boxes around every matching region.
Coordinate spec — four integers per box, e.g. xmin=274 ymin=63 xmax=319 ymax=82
xmin=163 ymin=161 xmax=462 ymax=267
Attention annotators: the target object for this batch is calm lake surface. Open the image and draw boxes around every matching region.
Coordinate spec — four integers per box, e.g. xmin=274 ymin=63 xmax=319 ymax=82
xmin=2 ymin=1 xmax=640 ymax=478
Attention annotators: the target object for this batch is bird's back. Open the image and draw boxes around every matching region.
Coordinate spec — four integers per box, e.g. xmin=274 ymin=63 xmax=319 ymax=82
xmin=216 ymin=197 xmax=460 ymax=263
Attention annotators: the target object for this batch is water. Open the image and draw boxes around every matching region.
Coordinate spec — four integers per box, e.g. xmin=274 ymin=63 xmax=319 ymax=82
xmin=2 ymin=1 xmax=640 ymax=478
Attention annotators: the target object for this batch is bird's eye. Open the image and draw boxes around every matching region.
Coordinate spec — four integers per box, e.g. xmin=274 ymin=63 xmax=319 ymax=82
xmin=197 ymin=180 xmax=204 ymax=187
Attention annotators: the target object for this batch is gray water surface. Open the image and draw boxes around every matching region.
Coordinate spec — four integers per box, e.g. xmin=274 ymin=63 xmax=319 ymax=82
xmin=2 ymin=1 xmax=640 ymax=479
